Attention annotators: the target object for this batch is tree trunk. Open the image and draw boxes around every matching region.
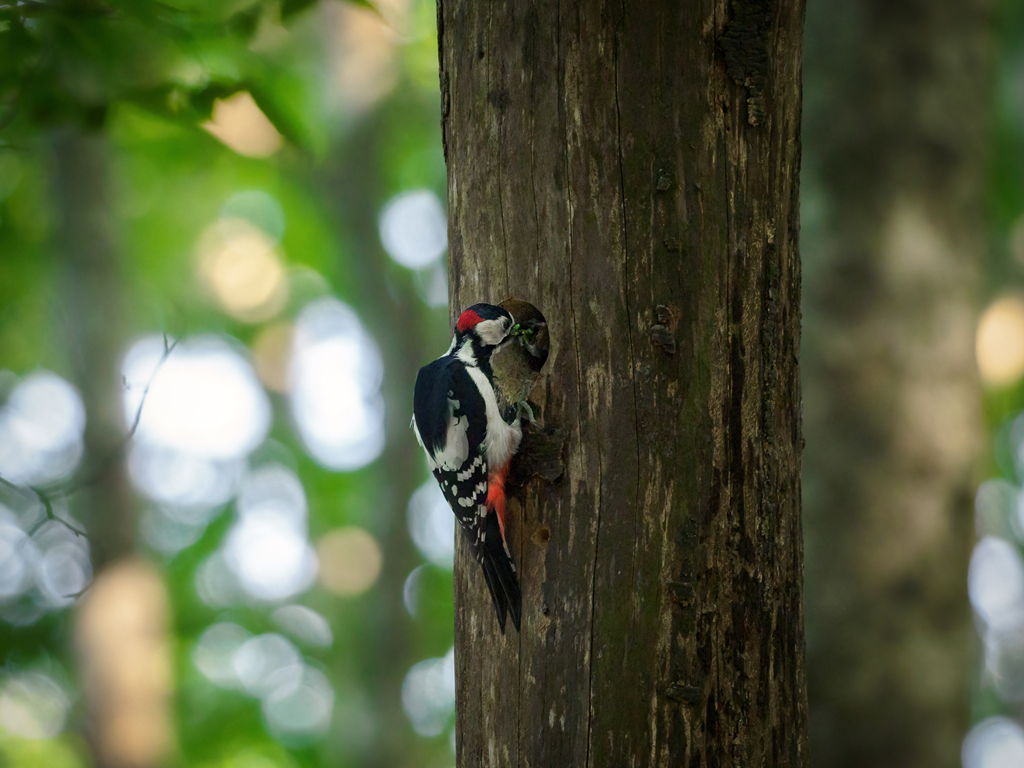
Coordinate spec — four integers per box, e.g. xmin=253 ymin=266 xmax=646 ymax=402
xmin=53 ymin=130 xmax=137 ymax=569
xmin=439 ymin=1 xmax=808 ymax=765
xmin=53 ymin=130 xmax=175 ymax=768
xmin=800 ymin=2 xmax=988 ymax=766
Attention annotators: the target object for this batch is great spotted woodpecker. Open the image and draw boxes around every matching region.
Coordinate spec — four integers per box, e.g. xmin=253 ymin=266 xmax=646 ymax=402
xmin=412 ymin=303 xmax=524 ymax=632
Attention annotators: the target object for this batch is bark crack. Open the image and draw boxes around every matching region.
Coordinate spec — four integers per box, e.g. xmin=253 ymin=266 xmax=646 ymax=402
xmin=517 ymin=596 xmax=523 ymax=768
xmin=557 ymin=4 xmax=585 ymax=486
xmin=557 ymin=0 xmax=597 ymax=753
xmin=488 ymin=2 xmax=511 ymax=294
xmin=611 ymin=0 xmax=643 ymax=629
xmin=530 ymin=136 xmax=541 ymax=279
xmin=568 ymin=8 xmax=602 ymax=768
xmin=498 ymin=163 xmax=511 ymax=293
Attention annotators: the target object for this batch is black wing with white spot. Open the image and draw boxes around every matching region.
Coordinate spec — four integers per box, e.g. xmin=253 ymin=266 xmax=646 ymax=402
xmin=412 ymin=356 xmax=521 ymax=632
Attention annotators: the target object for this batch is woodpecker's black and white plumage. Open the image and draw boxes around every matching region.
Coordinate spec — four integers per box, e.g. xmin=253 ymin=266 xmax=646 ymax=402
xmin=412 ymin=303 xmax=523 ymax=632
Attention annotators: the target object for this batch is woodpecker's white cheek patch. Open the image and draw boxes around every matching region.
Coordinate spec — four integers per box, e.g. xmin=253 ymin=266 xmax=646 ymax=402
xmin=475 ymin=319 xmax=510 ymax=347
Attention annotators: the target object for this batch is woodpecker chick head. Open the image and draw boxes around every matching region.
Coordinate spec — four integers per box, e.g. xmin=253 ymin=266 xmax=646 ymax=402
xmin=502 ymin=298 xmax=549 ymax=372
xmin=456 ymin=303 xmax=516 ymax=349
xmin=491 ymin=299 xmax=550 ymax=422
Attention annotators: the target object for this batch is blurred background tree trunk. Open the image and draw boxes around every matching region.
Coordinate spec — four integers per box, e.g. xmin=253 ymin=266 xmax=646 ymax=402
xmin=52 ymin=130 xmax=136 ymax=569
xmin=801 ymin=1 xmax=990 ymax=766
xmin=440 ymin=0 xmax=807 ymax=764
xmin=52 ymin=130 xmax=174 ymax=768
xmin=320 ymin=115 xmax=425 ymax=768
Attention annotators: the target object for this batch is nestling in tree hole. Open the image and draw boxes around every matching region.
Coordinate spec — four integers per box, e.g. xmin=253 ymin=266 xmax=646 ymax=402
xmin=491 ymin=298 xmax=550 ymax=421
xmin=494 ymin=299 xmax=566 ymax=487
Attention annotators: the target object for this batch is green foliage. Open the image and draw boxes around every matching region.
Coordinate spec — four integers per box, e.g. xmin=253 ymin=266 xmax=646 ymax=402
xmin=0 ymin=0 xmax=456 ymax=766
xmin=0 ymin=731 xmax=90 ymax=768
xmin=0 ymin=0 xmax=328 ymax=151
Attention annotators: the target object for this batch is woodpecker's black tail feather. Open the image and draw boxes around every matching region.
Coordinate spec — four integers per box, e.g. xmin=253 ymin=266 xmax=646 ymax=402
xmin=482 ymin=555 xmax=520 ymax=634
xmin=481 ymin=557 xmax=509 ymax=633
xmin=463 ymin=511 xmax=522 ymax=633
xmin=479 ymin=543 xmax=521 ymax=634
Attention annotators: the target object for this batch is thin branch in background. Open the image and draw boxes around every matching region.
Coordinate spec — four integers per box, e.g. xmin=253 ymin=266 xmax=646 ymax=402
xmin=1 ymin=474 xmax=89 ymax=541
xmin=40 ymin=335 xmax=179 ymax=498
xmin=0 ymin=336 xmax=179 ymax=543
xmin=63 ymin=584 xmax=92 ymax=600
xmin=24 ymin=485 xmax=88 ymax=539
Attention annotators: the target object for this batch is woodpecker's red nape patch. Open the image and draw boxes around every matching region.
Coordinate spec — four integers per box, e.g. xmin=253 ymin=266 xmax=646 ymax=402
xmin=457 ymin=309 xmax=483 ymax=333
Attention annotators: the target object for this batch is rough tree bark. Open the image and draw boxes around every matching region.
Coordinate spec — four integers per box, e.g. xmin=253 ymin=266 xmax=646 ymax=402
xmin=801 ymin=1 xmax=988 ymax=765
xmin=439 ymin=1 xmax=807 ymax=765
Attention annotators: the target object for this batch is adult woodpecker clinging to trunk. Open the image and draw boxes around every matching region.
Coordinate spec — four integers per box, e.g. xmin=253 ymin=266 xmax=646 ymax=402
xmin=412 ymin=302 xmax=524 ymax=632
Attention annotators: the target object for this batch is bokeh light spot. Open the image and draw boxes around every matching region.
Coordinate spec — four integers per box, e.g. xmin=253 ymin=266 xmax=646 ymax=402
xmin=327 ymin=3 xmax=398 ymax=116
xmin=976 ymin=479 xmax=1018 ymax=541
xmin=223 ymin=464 xmax=318 ymax=602
xmin=193 ymin=622 xmax=250 ymax=688
xmin=969 ymin=536 xmax=1024 ymax=635
xmin=33 ymin=521 xmax=91 ymax=609
xmin=403 ymin=565 xmax=426 ymax=617
xmin=977 ymin=297 xmax=1024 ymax=386
xmin=263 ymin=665 xmax=334 ymax=741
xmin=224 ymin=511 xmax=318 ymax=603
xmin=141 ymin=505 xmax=220 ymax=557
xmin=252 ymin=323 xmax=295 ymax=393
xmin=986 ymin=630 xmax=1024 ymax=703
xmin=128 ymin=443 xmax=243 ymax=509
xmin=237 ymin=464 xmax=307 ymax=523
xmin=379 ymin=189 xmax=447 ymax=269
xmin=233 ymin=634 xmax=303 ymax=700
xmin=415 ymin=261 xmax=449 ymax=308
xmin=289 ymin=298 xmax=385 ymax=470
xmin=963 ymin=716 xmax=1024 ymax=768
xmin=75 ymin=560 xmax=174 ymax=767
xmin=0 ymin=672 xmax=70 ymax=740
xmin=197 ymin=218 xmax=288 ymax=323
xmin=401 ymin=648 xmax=455 ymax=737
xmin=272 ymin=605 xmax=333 ymax=648
xmin=0 ymin=513 xmax=36 ymax=601
xmin=203 ymin=92 xmax=283 ymax=158
xmin=0 ymin=370 xmax=85 ymax=485
xmin=195 ymin=553 xmax=246 ymax=608
xmin=317 ymin=527 xmax=382 ymax=596
xmin=407 ymin=481 xmax=455 ymax=568
xmin=123 ymin=335 xmax=271 ymax=461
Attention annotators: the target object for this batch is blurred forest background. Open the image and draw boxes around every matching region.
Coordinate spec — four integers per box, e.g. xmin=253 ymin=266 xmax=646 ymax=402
xmin=2 ymin=1 xmax=1024 ymax=767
